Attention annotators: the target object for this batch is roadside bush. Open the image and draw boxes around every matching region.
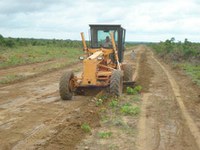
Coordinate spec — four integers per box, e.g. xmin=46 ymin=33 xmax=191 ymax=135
xmin=98 ymin=131 xmax=112 ymax=138
xmin=149 ymin=38 xmax=200 ymax=62
xmin=120 ymin=103 xmax=140 ymax=115
xmin=126 ymin=86 xmax=142 ymax=95
xmin=81 ymin=123 xmax=91 ymax=133
xmin=109 ymin=99 xmax=119 ymax=108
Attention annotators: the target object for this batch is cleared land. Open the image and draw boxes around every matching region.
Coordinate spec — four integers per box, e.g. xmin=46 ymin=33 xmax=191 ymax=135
xmin=0 ymin=45 xmax=199 ymax=150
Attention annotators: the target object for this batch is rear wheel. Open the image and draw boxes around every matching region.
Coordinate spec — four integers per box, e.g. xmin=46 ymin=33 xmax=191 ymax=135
xmin=110 ymin=70 xmax=123 ymax=96
xmin=59 ymin=71 xmax=75 ymax=100
xmin=123 ymin=64 xmax=133 ymax=81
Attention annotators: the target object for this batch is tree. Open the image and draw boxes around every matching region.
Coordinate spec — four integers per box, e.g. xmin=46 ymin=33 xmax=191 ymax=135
xmin=0 ymin=34 xmax=3 ymax=39
xmin=170 ymin=37 xmax=175 ymax=43
xmin=0 ymin=34 xmax=5 ymax=46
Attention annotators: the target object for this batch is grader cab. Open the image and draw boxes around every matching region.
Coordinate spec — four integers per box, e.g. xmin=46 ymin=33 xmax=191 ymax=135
xmin=59 ymin=24 xmax=133 ymax=100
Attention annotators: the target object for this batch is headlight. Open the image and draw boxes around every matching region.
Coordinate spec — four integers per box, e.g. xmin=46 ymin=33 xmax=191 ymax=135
xmin=79 ymin=56 xmax=84 ymax=60
xmin=97 ymin=56 xmax=103 ymax=60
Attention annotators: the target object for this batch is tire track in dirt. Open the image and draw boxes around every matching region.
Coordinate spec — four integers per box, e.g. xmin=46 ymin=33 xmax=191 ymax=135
xmin=12 ymin=94 xmax=98 ymax=150
xmin=0 ymin=47 xmax=139 ymax=149
xmin=151 ymin=52 xmax=200 ymax=149
xmin=136 ymin=93 xmax=150 ymax=150
xmin=136 ymin=48 xmax=199 ymax=150
xmin=0 ymin=63 xmax=80 ymax=110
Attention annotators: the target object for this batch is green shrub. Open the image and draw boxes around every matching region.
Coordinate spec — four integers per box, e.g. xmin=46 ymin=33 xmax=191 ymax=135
xmin=109 ymin=99 xmax=118 ymax=108
xmin=121 ymin=104 xmax=140 ymax=115
xmin=81 ymin=123 xmax=91 ymax=133
xmin=96 ymin=98 xmax=103 ymax=106
xmin=126 ymin=86 xmax=142 ymax=95
xmin=126 ymin=87 xmax=137 ymax=95
xmin=98 ymin=132 xmax=112 ymax=138
xmin=134 ymin=85 xmax=142 ymax=93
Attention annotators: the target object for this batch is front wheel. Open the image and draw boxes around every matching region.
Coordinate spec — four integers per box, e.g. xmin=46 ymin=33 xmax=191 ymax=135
xmin=110 ymin=70 xmax=123 ymax=96
xmin=59 ymin=71 xmax=75 ymax=100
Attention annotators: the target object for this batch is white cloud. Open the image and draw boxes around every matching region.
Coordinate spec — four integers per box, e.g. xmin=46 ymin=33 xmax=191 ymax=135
xmin=0 ymin=0 xmax=199 ymax=42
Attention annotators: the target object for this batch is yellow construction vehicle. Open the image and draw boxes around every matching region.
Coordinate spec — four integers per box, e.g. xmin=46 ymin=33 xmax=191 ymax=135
xmin=59 ymin=24 xmax=133 ymax=100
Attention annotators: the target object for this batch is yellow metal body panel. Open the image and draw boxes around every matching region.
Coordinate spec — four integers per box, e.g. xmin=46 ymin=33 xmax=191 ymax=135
xmin=97 ymin=71 xmax=112 ymax=76
xmin=82 ymin=59 xmax=98 ymax=85
xmin=88 ymin=51 xmax=103 ymax=59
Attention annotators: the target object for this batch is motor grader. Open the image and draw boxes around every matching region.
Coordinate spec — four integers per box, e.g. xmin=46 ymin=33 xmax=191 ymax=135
xmin=59 ymin=24 xmax=133 ymax=100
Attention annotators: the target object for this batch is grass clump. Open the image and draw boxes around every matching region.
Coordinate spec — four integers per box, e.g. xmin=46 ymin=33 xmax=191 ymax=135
xmin=96 ymin=98 xmax=103 ymax=106
xmin=0 ymin=74 xmax=23 ymax=84
xmin=98 ymin=131 xmax=112 ymax=138
xmin=120 ymin=103 xmax=140 ymax=115
xmin=126 ymin=85 xmax=142 ymax=95
xmin=96 ymin=94 xmax=110 ymax=106
xmin=97 ymin=94 xmax=109 ymax=101
xmin=81 ymin=123 xmax=91 ymax=133
xmin=181 ymin=63 xmax=200 ymax=86
xmin=109 ymin=99 xmax=118 ymax=108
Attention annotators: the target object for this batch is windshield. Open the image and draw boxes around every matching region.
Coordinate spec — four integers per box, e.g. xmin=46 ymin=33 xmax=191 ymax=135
xmin=89 ymin=29 xmax=118 ymax=48
xmin=97 ymin=30 xmax=118 ymax=48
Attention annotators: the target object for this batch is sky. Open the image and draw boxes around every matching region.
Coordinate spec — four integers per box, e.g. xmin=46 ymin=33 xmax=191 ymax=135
xmin=0 ymin=0 xmax=199 ymax=42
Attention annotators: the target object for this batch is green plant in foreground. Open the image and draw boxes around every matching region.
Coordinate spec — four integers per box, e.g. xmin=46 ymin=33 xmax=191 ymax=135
xmin=121 ymin=104 xmax=140 ymax=115
xmin=96 ymin=98 xmax=103 ymax=106
xmin=98 ymin=131 xmax=112 ymax=138
xmin=97 ymin=94 xmax=109 ymax=101
xmin=81 ymin=123 xmax=91 ymax=133
xmin=181 ymin=63 xmax=200 ymax=86
xmin=0 ymin=74 xmax=23 ymax=84
xmin=109 ymin=99 xmax=118 ymax=108
xmin=134 ymin=85 xmax=142 ymax=93
xmin=126 ymin=86 xmax=142 ymax=95
xmin=126 ymin=87 xmax=137 ymax=95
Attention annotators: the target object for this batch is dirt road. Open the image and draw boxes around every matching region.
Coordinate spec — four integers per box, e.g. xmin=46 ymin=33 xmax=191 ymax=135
xmin=0 ymin=45 xmax=199 ymax=150
xmin=136 ymin=48 xmax=200 ymax=150
xmin=0 ymin=55 xmax=105 ymax=150
xmin=0 ymin=47 xmax=136 ymax=149
xmin=76 ymin=46 xmax=200 ymax=150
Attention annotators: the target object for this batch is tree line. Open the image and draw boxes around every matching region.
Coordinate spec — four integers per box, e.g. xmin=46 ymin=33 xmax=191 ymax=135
xmin=0 ymin=34 xmax=83 ymax=48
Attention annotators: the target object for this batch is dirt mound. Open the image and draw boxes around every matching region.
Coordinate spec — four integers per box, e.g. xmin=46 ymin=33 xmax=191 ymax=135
xmin=137 ymin=50 xmax=154 ymax=92
xmin=39 ymin=98 xmax=100 ymax=150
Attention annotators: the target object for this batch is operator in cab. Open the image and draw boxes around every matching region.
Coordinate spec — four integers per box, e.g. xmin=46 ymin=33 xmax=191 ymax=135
xmin=103 ymin=36 xmax=112 ymax=48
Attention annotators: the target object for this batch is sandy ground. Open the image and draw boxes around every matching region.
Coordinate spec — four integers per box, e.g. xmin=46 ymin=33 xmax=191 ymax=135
xmin=0 ymin=48 xmax=135 ymax=149
xmin=136 ymin=48 xmax=200 ymax=150
xmin=77 ymin=46 xmax=200 ymax=150
xmin=0 ymin=58 xmax=78 ymax=86
xmin=0 ymin=45 xmax=199 ymax=150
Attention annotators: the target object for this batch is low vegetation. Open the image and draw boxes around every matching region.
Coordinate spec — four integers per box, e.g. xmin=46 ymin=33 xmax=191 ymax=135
xmin=109 ymin=99 xmax=119 ymax=108
xmin=149 ymin=38 xmax=200 ymax=86
xmin=81 ymin=123 xmax=91 ymax=133
xmin=180 ymin=63 xmax=200 ymax=85
xmin=126 ymin=85 xmax=142 ymax=95
xmin=0 ymin=74 xmax=23 ymax=84
xmin=120 ymin=103 xmax=140 ymax=115
xmin=0 ymin=37 xmax=84 ymax=68
xmin=0 ymin=35 xmax=137 ymax=69
xmin=149 ymin=38 xmax=200 ymax=62
xmin=81 ymin=85 xmax=142 ymax=149
xmin=98 ymin=131 xmax=112 ymax=138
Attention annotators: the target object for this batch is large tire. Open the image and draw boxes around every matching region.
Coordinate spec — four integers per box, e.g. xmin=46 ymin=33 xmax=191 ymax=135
xmin=110 ymin=70 xmax=123 ymax=96
xmin=123 ymin=64 xmax=133 ymax=81
xmin=59 ymin=71 xmax=74 ymax=100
